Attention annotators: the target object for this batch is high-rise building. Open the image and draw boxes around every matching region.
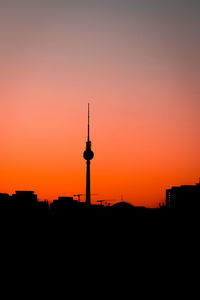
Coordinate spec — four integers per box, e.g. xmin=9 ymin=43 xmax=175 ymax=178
xmin=166 ymin=183 xmax=200 ymax=210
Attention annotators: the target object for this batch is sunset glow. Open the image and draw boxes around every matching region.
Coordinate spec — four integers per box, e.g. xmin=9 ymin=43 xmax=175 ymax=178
xmin=0 ymin=0 xmax=199 ymax=207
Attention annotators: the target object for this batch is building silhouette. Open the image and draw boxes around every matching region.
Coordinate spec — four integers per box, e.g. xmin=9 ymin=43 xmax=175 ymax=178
xmin=0 ymin=193 xmax=10 ymax=202
xmin=12 ymin=190 xmax=37 ymax=204
xmin=50 ymin=196 xmax=78 ymax=218
xmin=83 ymin=103 xmax=94 ymax=205
xmin=166 ymin=183 xmax=200 ymax=210
xmin=0 ymin=190 xmax=49 ymax=220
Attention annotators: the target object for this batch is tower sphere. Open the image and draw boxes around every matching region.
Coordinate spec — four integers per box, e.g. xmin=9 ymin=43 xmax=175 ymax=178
xmin=83 ymin=148 xmax=94 ymax=161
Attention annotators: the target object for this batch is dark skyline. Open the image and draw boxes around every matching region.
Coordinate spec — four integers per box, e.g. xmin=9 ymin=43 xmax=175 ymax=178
xmin=1 ymin=181 xmax=200 ymax=228
xmin=1 ymin=3 xmax=199 ymax=292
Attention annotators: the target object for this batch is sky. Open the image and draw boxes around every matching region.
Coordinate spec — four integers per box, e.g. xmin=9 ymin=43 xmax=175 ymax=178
xmin=0 ymin=0 xmax=200 ymax=207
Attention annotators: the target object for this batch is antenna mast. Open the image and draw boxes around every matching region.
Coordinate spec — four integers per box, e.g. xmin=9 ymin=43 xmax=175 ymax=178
xmin=88 ymin=103 xmax=90 ymax=141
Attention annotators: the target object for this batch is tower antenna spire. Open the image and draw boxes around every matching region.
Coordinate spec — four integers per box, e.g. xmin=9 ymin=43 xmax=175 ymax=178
xmin=88 ymin=103 xmax=90 ymax=141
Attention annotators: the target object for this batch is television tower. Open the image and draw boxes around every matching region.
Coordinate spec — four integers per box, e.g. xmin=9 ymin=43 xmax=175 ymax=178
xmin=83 ymin=103 xmax=94 ymax=205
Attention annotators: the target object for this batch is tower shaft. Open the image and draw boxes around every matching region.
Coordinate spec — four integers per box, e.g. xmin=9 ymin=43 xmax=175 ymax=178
xmin=86 ymin=160 xmax=91 ymax=205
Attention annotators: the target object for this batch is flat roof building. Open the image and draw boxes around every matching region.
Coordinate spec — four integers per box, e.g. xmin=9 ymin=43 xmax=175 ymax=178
xmin=166 ymin=183 xmax=200 ymax=210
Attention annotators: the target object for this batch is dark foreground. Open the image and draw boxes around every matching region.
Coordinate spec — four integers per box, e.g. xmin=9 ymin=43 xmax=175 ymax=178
xmin=1 ymin=205 xmax=198 ymax=244
xmin=0 ymin=206 xmax=198 ymax=298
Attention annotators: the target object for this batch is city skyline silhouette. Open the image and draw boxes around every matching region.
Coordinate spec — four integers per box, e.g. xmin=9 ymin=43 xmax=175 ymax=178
xmin=1 ymin=3 xmax=200 ymax=295
xmin=0 ymin=102 xmax=199 ymax=216
xmin=0 ymin=0 xmax=200 ymax=208
xmin=0 ymin=98 xmax=199 ymax=208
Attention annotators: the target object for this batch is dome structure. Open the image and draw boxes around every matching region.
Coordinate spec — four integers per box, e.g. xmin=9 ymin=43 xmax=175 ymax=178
xmin=112 ymin=201 xmax=133 ymax=209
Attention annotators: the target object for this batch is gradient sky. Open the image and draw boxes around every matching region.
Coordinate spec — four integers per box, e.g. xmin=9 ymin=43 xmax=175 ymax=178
xmin=0 ymin=0 xmax=200 ymax=207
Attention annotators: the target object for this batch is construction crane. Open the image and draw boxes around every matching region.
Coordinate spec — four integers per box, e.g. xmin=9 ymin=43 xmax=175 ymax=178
xmin=73 ymin=193 xmax=98 ymax=203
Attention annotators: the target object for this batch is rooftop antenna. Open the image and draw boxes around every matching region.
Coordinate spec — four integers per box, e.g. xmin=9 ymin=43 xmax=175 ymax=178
xmin=121 ymin=194 xmax=124 ymax=202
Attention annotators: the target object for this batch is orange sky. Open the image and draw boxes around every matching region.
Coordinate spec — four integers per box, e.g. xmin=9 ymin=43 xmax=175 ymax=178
xmin=0 ymin=1 xmax=200 ymax=207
